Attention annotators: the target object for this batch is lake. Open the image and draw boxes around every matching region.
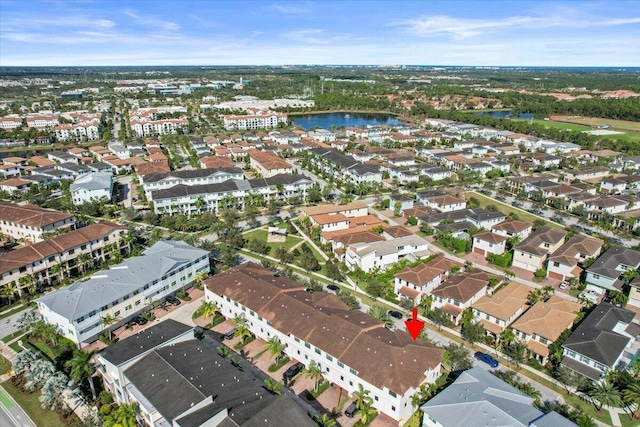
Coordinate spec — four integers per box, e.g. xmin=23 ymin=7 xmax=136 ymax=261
xmin=473 ymin=110 xmax=534 ymax=119
xmin=292 ymin=113 xmax=404 ymax=130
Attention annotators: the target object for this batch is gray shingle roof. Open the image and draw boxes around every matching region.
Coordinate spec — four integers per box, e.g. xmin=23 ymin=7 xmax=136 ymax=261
xmin=37 ymin=241 xmax=208 ymax=321
xmin=586 ymin=246 xmax=640 ymax=280
xmin=143 ymin=168 xmax=244 ymax=183
xmin=420 ymin=367 xmax=577 ymax=427
xmin=70 ymin=172 xmax=113 ymax=192
xmin=562 ymin=302 xmax=636 ymax=366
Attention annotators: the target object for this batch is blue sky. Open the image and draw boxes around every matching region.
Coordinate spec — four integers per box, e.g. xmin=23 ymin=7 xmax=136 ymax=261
xmin=1 ymin=0 xmax=639 ymax=66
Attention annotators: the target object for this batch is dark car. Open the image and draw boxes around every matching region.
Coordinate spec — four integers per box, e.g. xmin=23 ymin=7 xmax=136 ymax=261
xmin=388 ymin=310 xmax=403 ymax=320
xmin=345 ymin=402 xmax=357 ymax=417
xmin=131 ymin=315 xmax=148 ymax=326
xmin=327 ymin=284 xmax=340 ymax=292
xmin=551 ymin=216 xmax=565 ymax=224
xmin=283 ymin=362 xmax=304 ymax=382
xmin=166 ymin=295 xmax=181 ymax=306
xmin=474 ymin=351 xmax=499 ymax=368
xmin=495 ymin=195 xmax=506 ymax=201
xmin=220 ymin=328 xmax=237 ymax=341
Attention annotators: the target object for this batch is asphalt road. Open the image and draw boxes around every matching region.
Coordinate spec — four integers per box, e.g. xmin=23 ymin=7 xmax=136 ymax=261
xmin=0 ymin=386 xmax=35 ymax=427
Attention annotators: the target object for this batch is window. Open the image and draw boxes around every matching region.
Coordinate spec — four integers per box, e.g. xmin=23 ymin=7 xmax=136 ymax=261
xmin=114 ymin=311 xmax=120 ymax=316
xmin=391 ymin=406 xmax=396 ymax=412
xmin=553 ymin=262 xmax=560 ymax=267
xmin=315 ymin=348 xmax=321 ymax=355
xmin=305 ymin=343 xmax=311 ymax=349
xmin=326 ymin=355 xmax=333 ymax=362
xmin=374 ymin=396 xmax=378 ymax=401
xmin=294 ymin=337 xmax=300 ymax=343
xmin=350 ymin=368 xmax=357 ymax=375
xmin=389 ymin=390 xmax=397 ymax=397
xmin=338 ymin=361 xmax=344 ymax=368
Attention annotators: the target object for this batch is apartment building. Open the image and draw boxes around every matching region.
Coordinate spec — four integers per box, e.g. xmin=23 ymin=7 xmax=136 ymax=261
xmin=141 ymin=168 xmax=245 ymax=199
xmin=151 ymin=174 xmax=312 ymax=215
xmin=0 ymin=201 xmax=76 ymax=242
xmin=36 ymin=240 xmax=209 ymax=346
xmin=70 ymin=172 xmax=113 ymax=205
xmin=223 ymin=110 xmax=287 ymax=130
xmin=204 ymin=263 xmax=444 ymax=423
xmin=0 ymin=222 xmax=126 ymax=293
xmin=345 ymin=235 xmax=430 ymax=272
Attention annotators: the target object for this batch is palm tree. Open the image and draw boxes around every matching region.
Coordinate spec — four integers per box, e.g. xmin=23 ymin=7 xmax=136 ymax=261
xmin=1 ymin=282 xmax=18 ymax=305
xmin=101 ymin=313 xmax=120 ymax=341
xmin=49 ymin=262 xmax=64 ymax=285
xmin=353 ymin=384 xmax=373 ymax=410
xmin=313 ymin=413 xmax=336 ymax=427
xmin=199 ymin=301 xmax=218 ymax=319
xmin=356 ymin=405 xmax=377 ymax=424
xmin=368 ymin=305 xmax=393 ymax=329
xmin=65 ymin=349 xmax=97 ymax=400
xmin=586 ymin=380 xmax=622 ymax=413
xmin=217 ymin=345 xmax=231 ymax=359
xmin=498 ymin=328 xmax=516 ymax=353
xmin=263 ymin=378 xmax=283 ymax=396
xmin=623 ymin=382 xmax=640 ymax=420
xmin=263 ymin=337 xmax=286 ymax=365
xmin=194 ymin=271 xmax=209 ymax=289
xmin=18 ymin=275 xmax=33 ymax=295
xmin=304 ymin=361 xmax=324 ymax=393
xmin=76 ymin=252 xmax=93 ymax=275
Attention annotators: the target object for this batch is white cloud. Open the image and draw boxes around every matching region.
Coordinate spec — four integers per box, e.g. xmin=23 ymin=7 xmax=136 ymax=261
xmin=271 ymin=2 xmax=314 ymax=15
xmin=393 ymin=12 xmax=640 ymax=39
xmin=123 ymin=9 xmax=180 ymax=31
xmin=283 ymin=28 xmax=328 ymax=44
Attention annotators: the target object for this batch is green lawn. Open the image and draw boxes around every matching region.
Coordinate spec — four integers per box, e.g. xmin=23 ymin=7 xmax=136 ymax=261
xmin=1 ymin=382 xmax=77 ymax=427
xmin=0 ymin=387 xmax=14 ymax=409
xmin=0 ymin=356 xmax=11 ymax=375
xmin=465 ymin=191 xmax=564 ymax=229
xmin=1 ymin=332 xmax=24 ymax=343
xmin=301 ymin=242 xmax=327 ymax=262
xmin=511 ymin=118 xmax=591 ymax=132
xmin=242 ymin=228 xmax=303 ymax=251
xmin=601 ymin=131 xmax=640 ymax=144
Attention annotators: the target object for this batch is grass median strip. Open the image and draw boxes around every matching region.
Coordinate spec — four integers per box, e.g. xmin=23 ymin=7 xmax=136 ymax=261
xmin=0 ymin=387 xmax=14 ymax=409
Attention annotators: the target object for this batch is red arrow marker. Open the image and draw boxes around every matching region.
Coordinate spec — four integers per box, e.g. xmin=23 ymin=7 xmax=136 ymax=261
xmin=405 ymin=308 xmax=425 ymax=341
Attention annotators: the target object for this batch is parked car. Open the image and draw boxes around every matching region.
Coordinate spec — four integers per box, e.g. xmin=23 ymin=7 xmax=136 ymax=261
xmin=220 ymin=328 xmax=237 ymax=341
xmin=327 ymin=284 xmax=340 ymax=292
xmin=283 ymin=362 xmax=304 ymax=382
xmin=512 ymin=201 xmax=522 ymax=208
xmin=131 ymin=315 xmax=148 ymax=326
xmin=474 ymin=351 xmax=499 ymax=368
xmin=551 ymin=216 xmax=565 ymax=224
xmin=559 ymin=281 xmax=570 ymax=290
xmin=345 ymin=402 xmax=357 ymax=417
xmin=388 ymin=310 xmax=403 ymax=319
xmin=495 ymin=195 xmax=506 ymax=201
xmin=166 ymin=295 xmax=181 ymax=306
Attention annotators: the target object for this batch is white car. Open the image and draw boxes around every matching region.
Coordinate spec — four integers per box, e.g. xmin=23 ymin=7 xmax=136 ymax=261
xmin=559 ymin=281 xmax=570 ymax=290
xmin=579 ymin=290 xmax=599 ymax=303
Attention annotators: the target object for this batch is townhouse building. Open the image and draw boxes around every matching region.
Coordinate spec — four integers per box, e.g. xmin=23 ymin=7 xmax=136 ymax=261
xmin=422 ymin=195 xmax=467 ymax=213
xmin=511 ymin=296 xmax=582 ymax=364
xmin=25 ymin=114 xmax=59 ymax=129
xmin=309 ymin=213 xmax=350 ymax=232
xmin=393 ymin=255 xmax=460 ymax=303
xmin=36 ymin=240 xmax=209 ymax=346
xmin=0 ymin=222 xmax=126 ymax=295
xmin=151 ymin=174 xmax=312 ymax=215
xmin=512 ymin=227 xmax=567 ymax=272
xmin=300 ymin=201 xmax=369 ymax=219
xmin=130 ymin=116 xmax=189 ymax=137
xmin=97 ymin=320 xmax=315 ymax=427
xmin=546 ymin=235 xmax=603 ymax=281
xmin=471 ymin=282 xmax=531 ymax=338
xmin=345 ymin=235 xmax=430 ymax=272
xmin=248 ymin=149 xmax=293 ymax=177
xmin=562 ymin=303 xmax=639 ymax=380
xmin=204 ymin=263 xmax=444 ymax=424
xmin=142 ymin=168 xmax=245 ymax=199
xmin=0 ymin=201 xmax=76 ymax=242
xmin=431 ymin=270 xmax=491 ymax=325
xmin=0 ymin=116 xmax=23 ymax=130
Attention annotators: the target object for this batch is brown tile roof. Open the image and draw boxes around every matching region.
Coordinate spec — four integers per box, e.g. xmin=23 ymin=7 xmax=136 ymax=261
xmin=472 ymin=282 xmax=530 ymax=321
xmin=473 ymin=231 xmax=508 ymax=244
xmin=492 ymin=219 xmax=533 ymax=234
xmin=301 ymin=202 xmax=367 ymax=217
xmin=248 ymin=149 xmax=292 ymax=171
xmin=511 ymin=295 xmax=581 ymax=342
xmin=398 ymin=286 xmax=420 ymax=299
xmin=0 ymin=222 xmax=126 ymax=275
xmin=135 ymin=162 xmax=171 ymax=176
xmin=0 ymin=201 xmax=74 ymax=228
xmin=200 ymin=156 xmax=236 ymax=169
xmin=320 ymin=225 xmax=379 ymax=242
xmin=28 ymin=156 xmax=56 ymax=167
xmin=548 ymin=235 xmax=603 ymax=267
xmin=311 ymin=213 xmax=349 ymax=225
xmin=515 ymin=226 xmax=567 ymax=257
xmin=0 ymin=178 xmax=31 ymax=188
xmin=383 ymin=225 xmax=413 ymax=238
xmin=394 ymin=255 xmax=459 ymax=287
xmin=348 ymin=215 xmax=383 ymax=227
xmin=205 ymin=263 xmax=443 ymax=394
xmin=431 ymin=270 xmax=491 ymax=304
xmin=334 ymin=230 xmax=385 ymax=246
